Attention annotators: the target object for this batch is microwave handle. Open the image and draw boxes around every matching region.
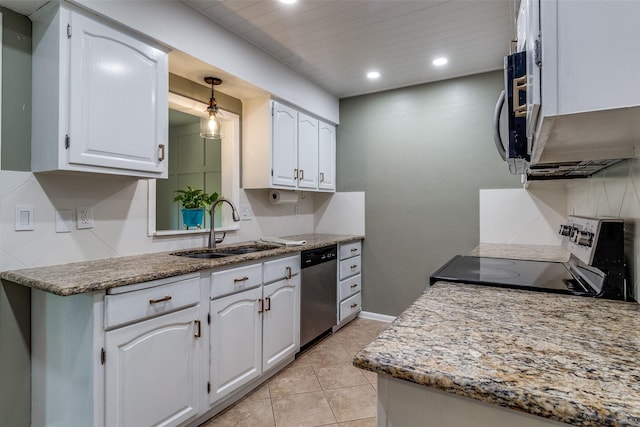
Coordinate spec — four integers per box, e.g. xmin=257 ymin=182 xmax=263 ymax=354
xmin=493 ymin=90 xmax=507 ymax=161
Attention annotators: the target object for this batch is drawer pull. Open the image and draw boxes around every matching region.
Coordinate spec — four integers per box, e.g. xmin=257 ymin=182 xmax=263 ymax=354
xmin=350 ymin=248 xmax=358 ymax=253
xmin=265 ymin=297 xmax=271 ymax=311
xmin=350 ymin=303 xmax=358 ymax=308
xmin=285 ymin=266 xmax=292 ymax=280
xmin=258 ymin=298 xmax=264 ymax=314
xmin=194 ymin=320 xmax=201 ymax=338
xmin=350 ymin=264 xmax=358 ymax=269
xmin=350 ymin=283 xmax=359 ymax=289
xmin=149 ymin=295 xmax=172 ymax=305
xmin=234 ymin=276 xmax=249 ymax=283
xmin=320 ymin=172 xmax=325 ymax=182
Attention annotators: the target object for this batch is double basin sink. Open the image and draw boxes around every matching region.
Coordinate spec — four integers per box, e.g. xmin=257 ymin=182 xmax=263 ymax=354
xmin=171 ymin=244 xmax=281 ymax=259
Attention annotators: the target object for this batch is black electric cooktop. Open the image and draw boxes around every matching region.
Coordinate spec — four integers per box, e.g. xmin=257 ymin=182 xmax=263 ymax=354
xmin=430 ymin=255 xmax=592 ymax=296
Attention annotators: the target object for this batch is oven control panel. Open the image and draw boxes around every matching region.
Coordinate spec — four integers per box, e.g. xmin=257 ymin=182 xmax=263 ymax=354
xmin=559 ymin=216 xmax=622 ymax=265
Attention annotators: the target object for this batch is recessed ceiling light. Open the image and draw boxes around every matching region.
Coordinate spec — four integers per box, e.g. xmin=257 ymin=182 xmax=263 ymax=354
xmin=432 ymin=57 xmax=448 ymax=66
xmin=367 ymin=71 xmax=381 ymax=79
xmin=279 ymin=0 xmax=298 ymax=4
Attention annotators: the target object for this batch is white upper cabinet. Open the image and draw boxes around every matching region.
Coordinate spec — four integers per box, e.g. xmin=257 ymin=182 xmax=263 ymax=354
xmin=31 ymin=3 xmax=169 ymax=178
xmin=521 ymin=0 xmax=640 ymax=164
xmin=318 ymin=121 xmax=336 ymax=191
xmin=243 ymin=98 xmax=336 ymax=192
xmin=297 ymin=112 xmax=319 ymax=189
xmin=271 ymin=102 xmax=298 ymax=187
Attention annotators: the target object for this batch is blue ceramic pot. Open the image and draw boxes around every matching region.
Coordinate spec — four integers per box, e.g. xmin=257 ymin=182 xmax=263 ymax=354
xmin=182 ymin=208 xmax=205 ymax=230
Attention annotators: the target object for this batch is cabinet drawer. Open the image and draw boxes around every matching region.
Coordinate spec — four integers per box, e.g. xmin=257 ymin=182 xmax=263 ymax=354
xmin=339 ymin=274 xmax=361 ymax=301
xmin=263 ymin=255 xmax=301 ymax=284
xmin=339 ymin=241 xmax=361 ymax=260
xmin=211 ymin=263 xmax=262 ymax=299
xmin=339 ymin=292 xmax=361 ymax=323
xmin=339 ymin=256 xmax=361 ymax=280
xmin=104 ymin=276 xmax=200 ymax=329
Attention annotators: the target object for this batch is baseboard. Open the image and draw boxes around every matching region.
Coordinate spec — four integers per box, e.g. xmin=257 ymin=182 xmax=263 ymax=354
xmin=358 ymin=310 xmax=396 ymax=323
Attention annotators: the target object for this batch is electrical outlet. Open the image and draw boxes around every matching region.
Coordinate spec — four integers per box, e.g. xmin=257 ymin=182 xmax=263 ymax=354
xmin=76 ymin=206 xmax=94 ymax=229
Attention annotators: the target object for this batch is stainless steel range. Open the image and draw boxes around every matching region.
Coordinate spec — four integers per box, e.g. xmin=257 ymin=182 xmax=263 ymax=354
xmin=430 ymin=216 xmax=629 ymax=300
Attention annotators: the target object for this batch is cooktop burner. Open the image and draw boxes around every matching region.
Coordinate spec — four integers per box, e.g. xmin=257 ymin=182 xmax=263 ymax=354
xmin=430 ymin=255 xmax=584 ymax=295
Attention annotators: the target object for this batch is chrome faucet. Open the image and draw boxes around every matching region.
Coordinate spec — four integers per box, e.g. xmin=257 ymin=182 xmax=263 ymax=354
xmin=209 ymin=198 xmax=241 ymax=249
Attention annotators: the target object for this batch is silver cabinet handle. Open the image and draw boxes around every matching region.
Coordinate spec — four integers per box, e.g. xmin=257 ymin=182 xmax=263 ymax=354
xmin=194 ymin=320 xmax=201 ymax=338
xmin=265 ymin=297 xmax=271 ymax=311
xmin=350 ymin=283 xmax=358 ymax=289
xmin=234 ymin=276 xmax=249 ymax=283
xmin=350 ymin=303 xmax=358 ymax=309
xmin=285 ymin=266 xmax=292 ymax=279
xmin=149 ymin=295 xmax=172 ymax=304
xmin=158 ymin=144 xmax=166 ymax=161
xmin=320 ymin=172 xmax=325 ymax=182
xmin=294 ymin=169 xmax=298 ymax=179
xmin=299 ymin=169 xmax=304 ymax=180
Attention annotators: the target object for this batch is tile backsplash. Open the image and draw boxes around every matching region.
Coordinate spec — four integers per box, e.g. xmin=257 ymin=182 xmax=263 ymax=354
xmin=0 ymin=171 xmax=313 ymax=270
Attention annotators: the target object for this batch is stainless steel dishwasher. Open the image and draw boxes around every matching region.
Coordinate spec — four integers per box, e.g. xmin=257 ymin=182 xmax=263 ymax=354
xmin=300 ymin=245 xmax=337 ymax=347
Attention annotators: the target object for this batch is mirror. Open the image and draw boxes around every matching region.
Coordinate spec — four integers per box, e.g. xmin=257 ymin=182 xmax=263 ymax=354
xmin=148 ymin=93 xmax=240 ymax=236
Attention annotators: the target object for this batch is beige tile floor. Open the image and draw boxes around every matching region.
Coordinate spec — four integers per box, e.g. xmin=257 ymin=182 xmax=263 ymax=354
xmin=199 ymin=317 xmax=389 ymax=427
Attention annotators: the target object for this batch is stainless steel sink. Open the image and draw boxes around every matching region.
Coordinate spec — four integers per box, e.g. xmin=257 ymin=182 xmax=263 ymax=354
xmin=176 ymin=252 xmax=231 ymax=259
xmin=171 ymin=244 xmax=280 ymax=259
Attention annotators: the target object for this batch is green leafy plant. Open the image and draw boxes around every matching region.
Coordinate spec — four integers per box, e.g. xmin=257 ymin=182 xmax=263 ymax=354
xmin=173 ymin=186 xmax=219 ymax=210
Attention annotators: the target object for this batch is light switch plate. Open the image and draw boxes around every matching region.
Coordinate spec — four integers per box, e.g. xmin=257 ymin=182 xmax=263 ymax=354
xmin=15 ymin=205 xmax=34 ymax=231
xmin=240 ymin=204 xmax=253 ymax=221
xmin=55 ymin=210 xmax=73 ymax=233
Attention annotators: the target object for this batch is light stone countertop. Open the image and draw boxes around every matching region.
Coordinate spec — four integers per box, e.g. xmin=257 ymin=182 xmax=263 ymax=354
xmin=354 ymin=243 xmax=639 ymax=426
xmin=0 ymin=233 xmax=362 ymax=296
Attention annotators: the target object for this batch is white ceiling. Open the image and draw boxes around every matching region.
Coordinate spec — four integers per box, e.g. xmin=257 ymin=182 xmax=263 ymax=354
xmin=2 ymin=0 xmax=516 ymax=98
xmin=183 ymin=0 xmax=516 ymax=98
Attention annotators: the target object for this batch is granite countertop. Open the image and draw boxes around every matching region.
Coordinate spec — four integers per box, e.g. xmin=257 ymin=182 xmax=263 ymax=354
xmin=354 ymin=282 xmax=640 ymax=427
xmin=0 ymin=233 xmax=362 ymax=296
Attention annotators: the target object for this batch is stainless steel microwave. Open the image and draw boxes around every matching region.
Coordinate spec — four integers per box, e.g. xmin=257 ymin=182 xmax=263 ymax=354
xmin=493 ymin=51 xmax=529 ymax=175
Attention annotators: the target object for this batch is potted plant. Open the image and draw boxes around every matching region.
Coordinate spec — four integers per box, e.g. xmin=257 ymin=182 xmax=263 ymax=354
xmin=173 ymin=186 xmax=219 ymax=229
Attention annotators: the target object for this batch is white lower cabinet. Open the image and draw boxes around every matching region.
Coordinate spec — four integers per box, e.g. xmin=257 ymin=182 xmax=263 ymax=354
xmin=262 ymin=273 xmax=300 ymax=372
xmin=30 ymin=255 xmax=302 ymax=427
xmin=104 ymin=305 xmax=202 ymax=427
xmin=209 ymin=256 xmax=300 ymax=405
xmin=337 ymin=240 xmax=363 ymax=327
xmin=209 ymin=286 xmax=263 ymax=404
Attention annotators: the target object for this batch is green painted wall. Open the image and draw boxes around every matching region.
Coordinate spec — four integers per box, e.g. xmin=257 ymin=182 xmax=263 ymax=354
xmin=0 ymin=10 xmax=32 ymax=426
xmin=337 ymin=71 xmax=520 ymax=316
xmin=1 ymin=8 xmax=31 ymax=171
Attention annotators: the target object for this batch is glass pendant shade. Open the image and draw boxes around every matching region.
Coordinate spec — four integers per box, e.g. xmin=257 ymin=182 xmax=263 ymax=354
xmin=200 ymin=76 xmax=224 ymax=139
xmin=200 ymin=110 xmax=223 ymax=139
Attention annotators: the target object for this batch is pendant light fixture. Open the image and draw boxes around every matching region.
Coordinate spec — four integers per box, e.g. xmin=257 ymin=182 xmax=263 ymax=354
xmin=200 ymin=76 xmax=224 ymax=139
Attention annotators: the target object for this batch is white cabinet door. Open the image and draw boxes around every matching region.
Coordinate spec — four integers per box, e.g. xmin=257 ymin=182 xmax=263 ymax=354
xmin=104 ymin=305 xmax=201 ymax=427
xmin=262 ymin=276 xmax=300 ymax=372
xmin=31 ymin=4 xmax=168 ymax=178
xmin=271 ymin=102 xmax=298 ymax=188
xmin=67 ymin=11 xmax=167 ymax=174
xmin=318 ymin=121 xmax=336 ymax=191
xmin=210 ymin=287 xmax=263 ymax=404
xmin=297 ymin=113 xmax=319 ymax=189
